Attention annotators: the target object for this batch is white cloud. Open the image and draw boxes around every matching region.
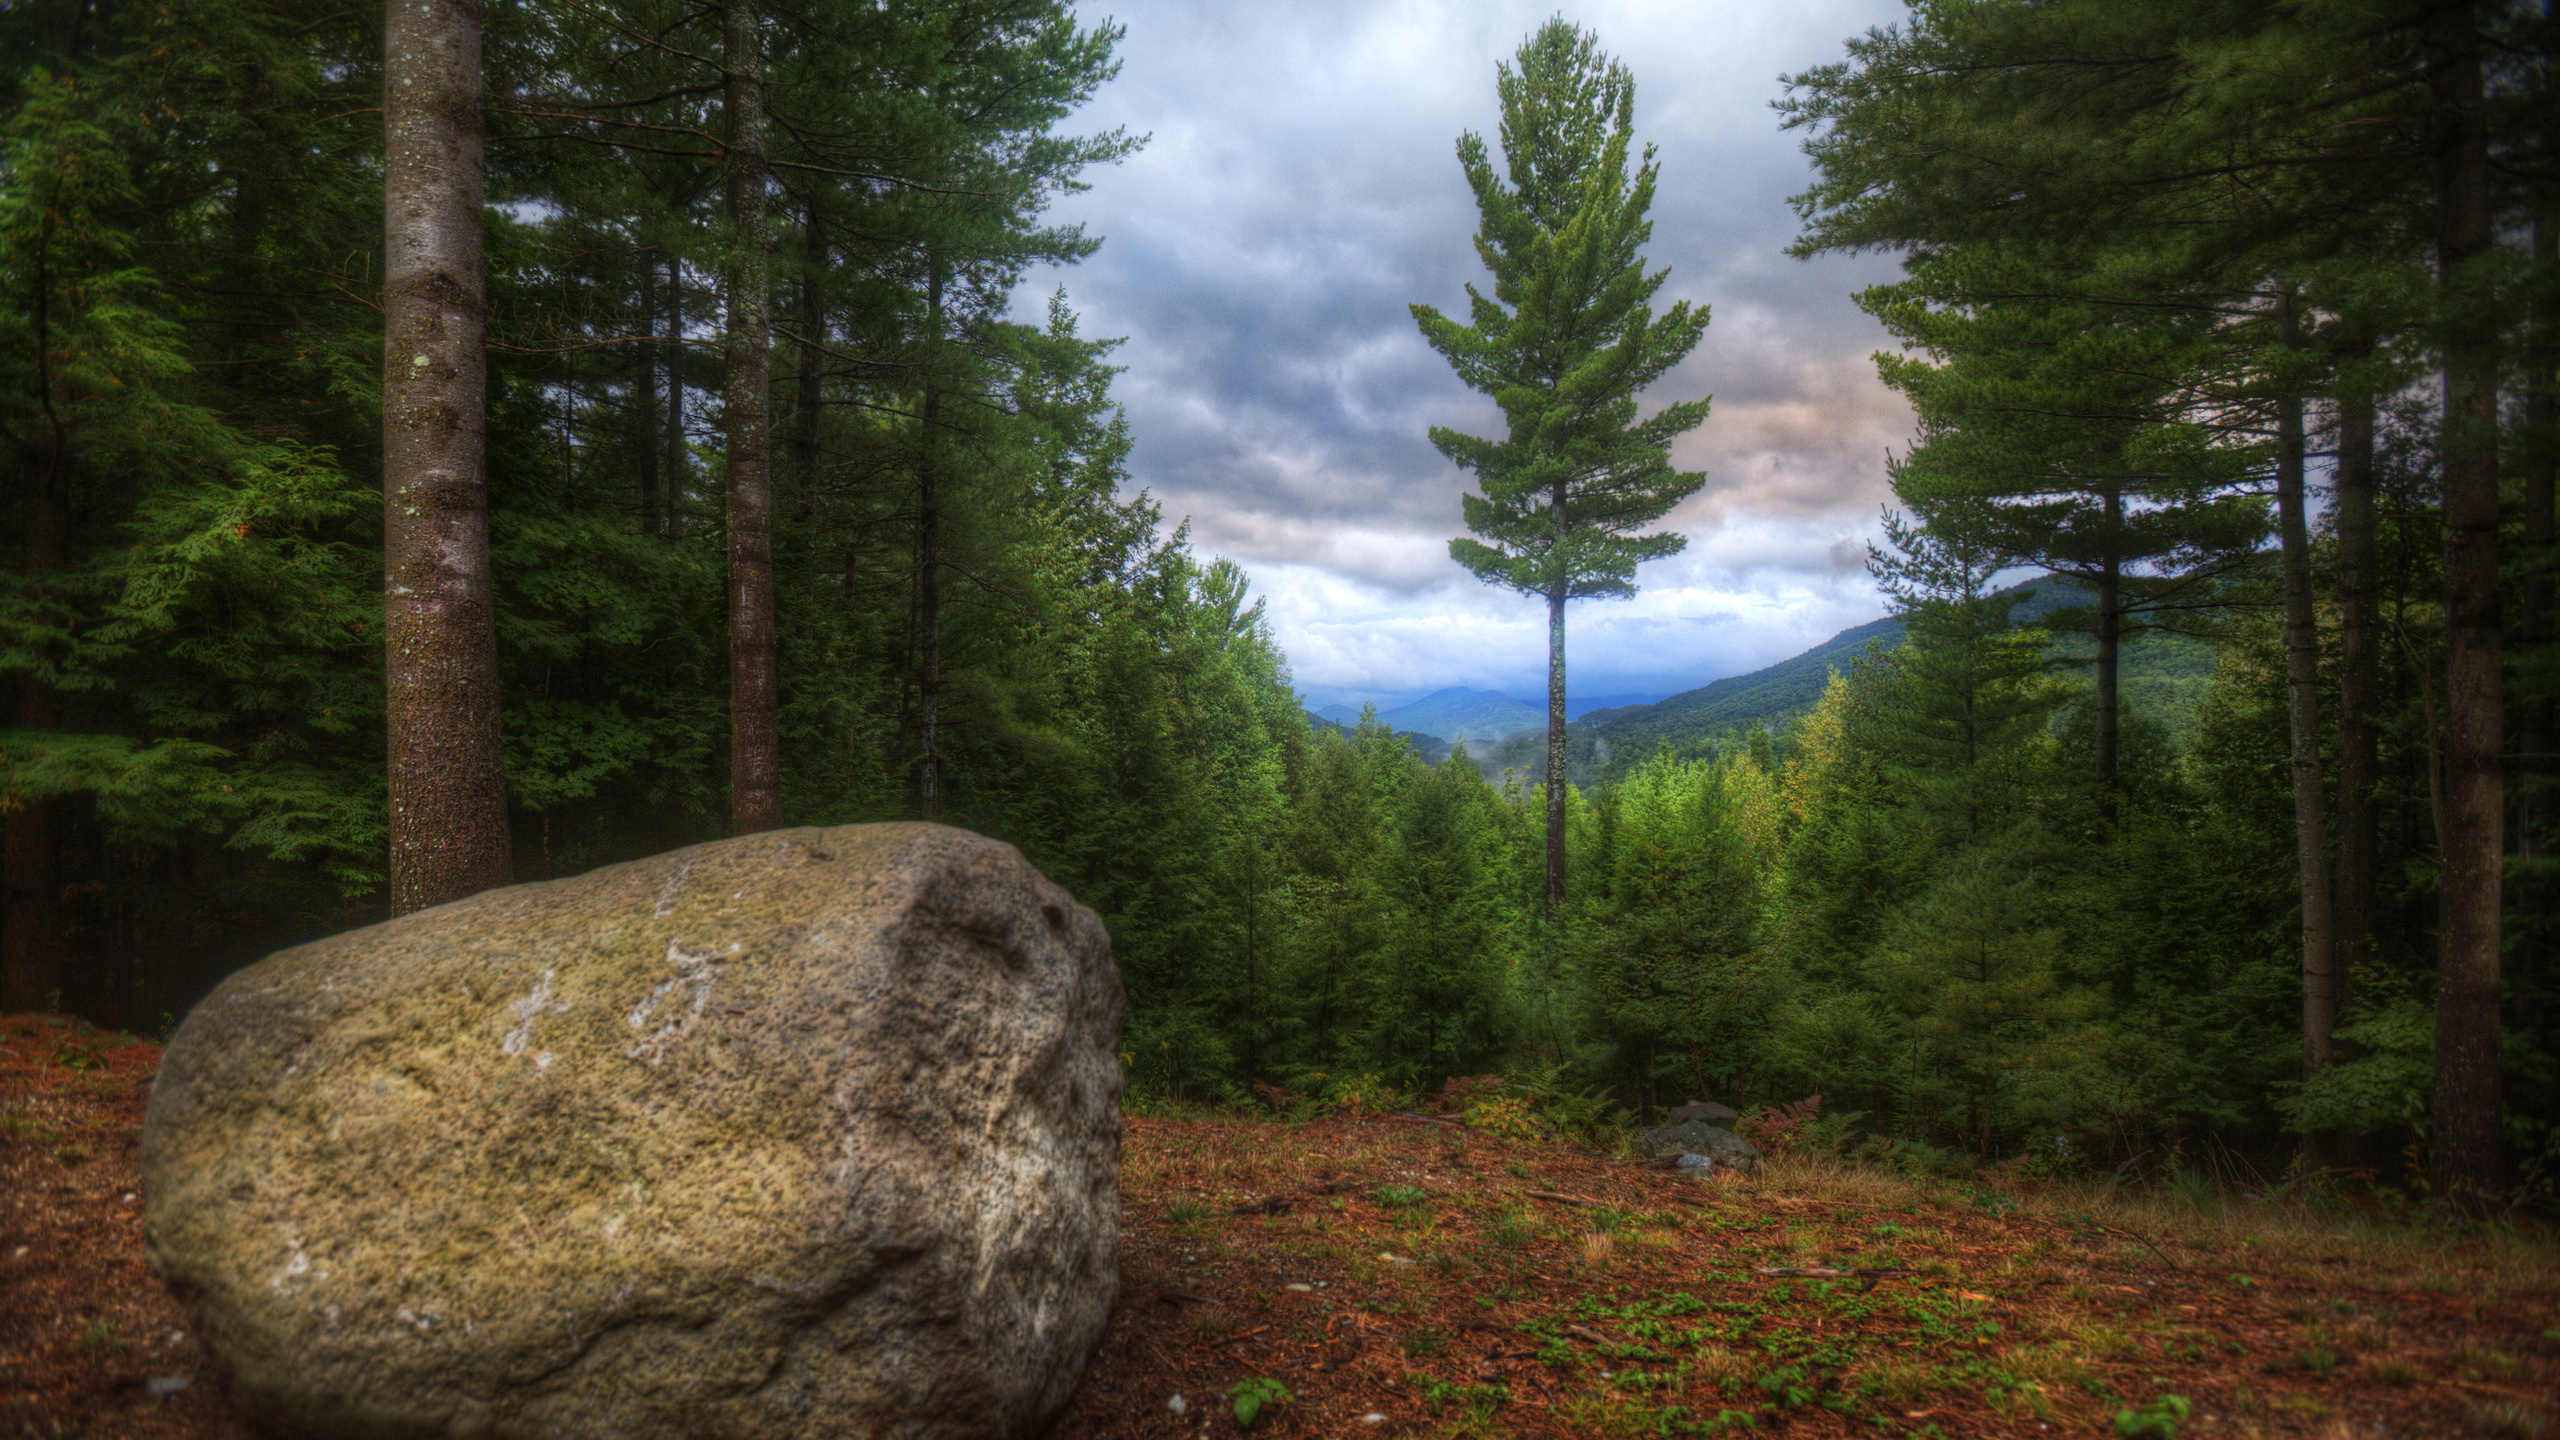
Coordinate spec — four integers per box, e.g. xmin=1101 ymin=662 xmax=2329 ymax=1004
xmin=1017 ymin=0 xmax=1918 ymax=696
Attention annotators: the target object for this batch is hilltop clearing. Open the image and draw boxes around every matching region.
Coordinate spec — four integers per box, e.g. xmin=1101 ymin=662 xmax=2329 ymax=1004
xmin=10 ymin=1015 xmax=2550 ymax=1440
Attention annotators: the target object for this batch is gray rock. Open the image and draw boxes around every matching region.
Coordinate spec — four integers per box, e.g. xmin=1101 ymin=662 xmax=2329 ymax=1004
xmin=142 ymin=823 xmax=1121 ymax=1440
xmin=1639 ymin=1119 xmax=1763 ymax=1173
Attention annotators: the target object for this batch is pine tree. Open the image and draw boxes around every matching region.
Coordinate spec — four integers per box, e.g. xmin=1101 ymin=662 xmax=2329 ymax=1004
xmin=1867 ymin=840 xmax=2100 ymax=1155
xmin=1866 ymin=507 xmax=2063 ymax=845
xmin=720 ymin=0 xmax=778 ymax=834
xmin=1411 ymin=18 xmax=1710 ymax=919
xmin=382 ymin=0 xmax=508 ymax=912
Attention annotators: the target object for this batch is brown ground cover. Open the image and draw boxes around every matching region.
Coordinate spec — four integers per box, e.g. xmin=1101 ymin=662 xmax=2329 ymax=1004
xmin=5 ymin=1015 xmax=2554 ymax=1439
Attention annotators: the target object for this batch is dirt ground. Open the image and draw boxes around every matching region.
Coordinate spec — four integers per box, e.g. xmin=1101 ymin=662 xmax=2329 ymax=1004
xmin=5 ymin=1013 xmax=2554 ymax=1439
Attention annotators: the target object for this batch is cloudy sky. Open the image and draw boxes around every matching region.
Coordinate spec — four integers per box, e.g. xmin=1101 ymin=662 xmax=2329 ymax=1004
xmin=1010 ymin=0 xmax=1918 ymax=710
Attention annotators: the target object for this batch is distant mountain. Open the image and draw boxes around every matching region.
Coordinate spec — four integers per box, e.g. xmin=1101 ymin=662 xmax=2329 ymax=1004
xmin=1572 ymin=615 xmax=1908 ymax=756
xmin=1311 ymin=702 xmax=1365 ymax=726
xmin=1566 ymin=692 xmax=1669 ymax=721
xmin=1376 ymin=687 xmax=1544 ymax=743
xmin=1301 ymin=710 xmax=1452 ymax=766
xmin=1461 ymin=575 xmax=2221 ymax=783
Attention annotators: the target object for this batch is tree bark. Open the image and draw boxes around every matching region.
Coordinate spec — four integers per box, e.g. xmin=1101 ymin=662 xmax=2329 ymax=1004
xmin=1545 ymin=583 xmax=1567 ymax=920
xmin=2334 ymin=387 xmax=2380 ymax=1069
xmin=793 ymin=209 xmax=823 ymax=523
xmin=2274 ymin=321 xmax=2338 ymax=1158
xmin=636 ymin=257 xmax=662 ymax=536
xmin=2425 ymin=0 xmax=2505 ymax=1210
xmin=2094 ymin=497 xmax=2121 ymax=825
xmin=2518 ymin=210 xmax=2556 ymax=1044
xmin=382 ymin=0 xmax=510 ymax=915
xmin=664 ymin=252 xmax=686 ymax=539
xmin=722 ymin=0 xmax=778 ymax=836
xmin=913 ymin=259 xmax=946 ymax=820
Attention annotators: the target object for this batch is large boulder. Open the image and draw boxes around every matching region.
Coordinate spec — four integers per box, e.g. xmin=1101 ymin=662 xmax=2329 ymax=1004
xmin=1638 ymin=1119 xmax=1763 ymax=1173
xmin=142 ymin=823 xmax=1121 ymax=1440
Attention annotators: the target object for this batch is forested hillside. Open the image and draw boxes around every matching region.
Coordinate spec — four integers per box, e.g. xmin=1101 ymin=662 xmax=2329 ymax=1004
xmin=1 ymin=0 xmax=2552 ymax=1214
xmin=1467 ymin=577 xmax=2226 ymax=788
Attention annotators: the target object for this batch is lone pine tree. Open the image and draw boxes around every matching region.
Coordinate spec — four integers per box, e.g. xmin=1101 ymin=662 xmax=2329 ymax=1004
xmin=1411 ymin=18 xmax=1709 ymax=919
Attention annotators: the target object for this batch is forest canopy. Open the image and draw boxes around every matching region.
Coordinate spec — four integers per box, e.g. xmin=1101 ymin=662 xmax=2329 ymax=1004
xmin=0 ymin=0 xmax=2551 ymax=1212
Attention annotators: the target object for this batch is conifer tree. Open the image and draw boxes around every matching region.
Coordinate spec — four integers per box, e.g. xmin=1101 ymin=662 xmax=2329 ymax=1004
xmin=721 ymin=0 xmax=778 ymax=834
xmin=382 ymin=0 xmax=508 ymax=912
xmin=1866 ymin=507 xmax=2062 ymax=845
xmin=1412 ymin=18 xmax=1710 ymax=918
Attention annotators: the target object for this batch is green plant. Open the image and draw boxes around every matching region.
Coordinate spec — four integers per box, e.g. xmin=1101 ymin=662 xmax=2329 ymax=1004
xmin=1402 ymin=1326 xmax=1447 ymax=1358
xmin=77 ymin=1319 xmax=126 ymax=1356
xmin=2373 ymin=1362 xmax=2416 ymax=1388
xmin=0 ymin=1112 xmax=61 ymax=1145
xmin=53 ymin=1143 xmax=91 ymax=1166
xmin=2297 ymin=1342 xmax=2342 ymax=1374
xmin=1165 ymin=1198 xmax=1212 ymax=1228
xmin=50 ymin=1039 xmax=107 ymax=1072
xmin=2113 ymin=1395 xmax=2190 ymax=1439
xmin=1488 ymin=1206 xmax=1535 ymax=1249
xmin=1373 ymin=1184 xmax=1429 ymax=1210
xmin=1227 ymin=1377 xmax=1291 ymax=1430
xmin=1415 ymin=1375 xmax=1508 ymax=1420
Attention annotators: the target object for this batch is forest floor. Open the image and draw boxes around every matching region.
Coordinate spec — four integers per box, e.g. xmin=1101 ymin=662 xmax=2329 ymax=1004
xmin=4 ymin=1013 xmax=2556 ymax=1440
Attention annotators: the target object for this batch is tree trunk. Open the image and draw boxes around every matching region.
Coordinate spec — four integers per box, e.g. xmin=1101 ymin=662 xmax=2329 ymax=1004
xmin=793 ymin=210 xmax=823 ymax=523
xmin=664 ymin=252 xmax=686 ymax=539
xmin=913 ymin=260 xmax=946 ymax=820
xmin=2425 ymin=0 xmax=2505 ymax=1210
xmin=637 ymin=257 xmax=662 ymax=537
xmin=722 ymin=0 xmax=778 ymax=836
xmin=2094 ymin=504 xmax=2121 ymax=824
xmin=1544 ymin=582 xmax=1567 ymax=919
xmin=2275 ymin=339 xmax=2338 ymax=1161
xmin=2518 ymin=210 xmax=2556 ymax=1044
xmin=2334 ymin=387 xmax=2380 ymax=1073
xmin=382 ymin=0 xmax=510 ymax=915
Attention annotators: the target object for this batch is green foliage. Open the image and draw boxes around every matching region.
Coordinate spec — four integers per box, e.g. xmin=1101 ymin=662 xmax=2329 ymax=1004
xmin=1226 ymin=1376 xmax=1291 ymax=1430
xmin=1412 ymin=18 xmax=1711 ymax=608
xmin=2114 ymin=1395 xmax=2192 ymax=1440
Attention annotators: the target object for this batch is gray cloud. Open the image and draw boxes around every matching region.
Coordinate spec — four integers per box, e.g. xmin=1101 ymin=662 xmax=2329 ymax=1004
xmin=1017 ymin=0 xmax=1917 ymax=697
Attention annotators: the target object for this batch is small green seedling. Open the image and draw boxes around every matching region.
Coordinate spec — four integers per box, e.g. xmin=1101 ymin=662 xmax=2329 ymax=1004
xmin=1228 ymin=1376 xmax=1292 ymax=1430
xmin=2114 ymin=1395 xmax=2192 ymax=1440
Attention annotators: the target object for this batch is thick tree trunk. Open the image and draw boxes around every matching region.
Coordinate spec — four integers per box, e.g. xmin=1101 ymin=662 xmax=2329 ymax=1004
xmin=1545 ymin=584 xmax=1567 ymax=920
xmin=722 ymin=0 xmax=778 ymax=836
xmin=914 ymin=261 xmax=946 ymax=820
xmin=2275 ymin=361 xmax=2338 ymax=1158
xmin=2426 ymin=0 xmax=2505 ymax=1210
xmin=636 ymin=258 xmax=661 ymax=536
xmin=382 ymin=0 xmax=510 ymax=915
xmin=2334 ymin=388 xmax=2380 ymax=1068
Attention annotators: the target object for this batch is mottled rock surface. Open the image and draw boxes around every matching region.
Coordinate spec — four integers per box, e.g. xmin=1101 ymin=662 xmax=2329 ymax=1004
xmin=141 ymin=823 xmax=1121 ymax=1440
xmin=1637 ymin=1119 xmax=1762 ymax=1173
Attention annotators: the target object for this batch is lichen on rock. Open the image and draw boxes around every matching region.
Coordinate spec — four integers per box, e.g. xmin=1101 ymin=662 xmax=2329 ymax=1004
xmin=142 ymin=823 xmax=1122 ymax=1440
